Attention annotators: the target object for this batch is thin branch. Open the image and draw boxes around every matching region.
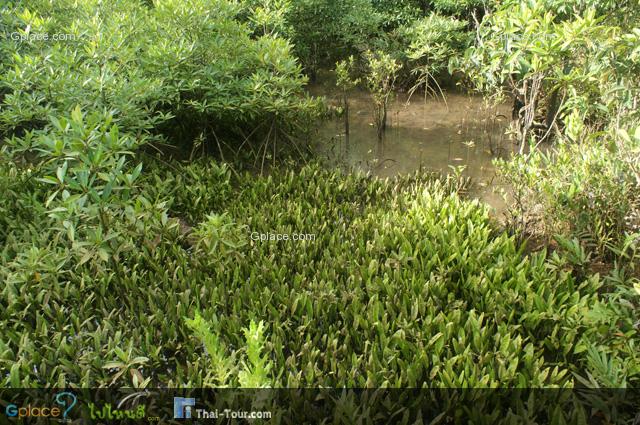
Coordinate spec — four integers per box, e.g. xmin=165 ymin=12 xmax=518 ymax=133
xmin=210 ymin=127 xmax=226 ymax=163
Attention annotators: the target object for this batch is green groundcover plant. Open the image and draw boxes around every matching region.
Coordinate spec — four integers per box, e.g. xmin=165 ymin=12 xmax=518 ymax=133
xmin=2 ymin=154 xmax=638 ymax=389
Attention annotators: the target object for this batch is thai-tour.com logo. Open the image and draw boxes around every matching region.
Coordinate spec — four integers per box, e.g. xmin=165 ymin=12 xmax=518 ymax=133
xmin=5 ymin=392 xmax=77 ymax=420
xmin=173 ymin=397 xmax=271 ymax=420
xmin=174 ymin=397 xmax=196 ymax=419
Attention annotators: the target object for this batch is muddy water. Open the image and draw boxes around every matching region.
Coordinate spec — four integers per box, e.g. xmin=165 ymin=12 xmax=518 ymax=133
xmin=310 ymin=88 xmax=515 ymax=215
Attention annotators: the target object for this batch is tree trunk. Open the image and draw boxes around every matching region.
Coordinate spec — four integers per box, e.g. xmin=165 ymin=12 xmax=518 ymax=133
xmin=382 ymin=103 xmax=387 ymax=132
xmin=542 ymin=88 xmax=561 ymax=143
xmin=344 ymin=94 xmax=349 ymax=142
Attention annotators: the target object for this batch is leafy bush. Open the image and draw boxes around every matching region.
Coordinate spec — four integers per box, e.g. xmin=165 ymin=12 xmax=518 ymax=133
xmin=370 ymin=0 xmax=425 ymax=29
xmin=0 ymin=0 xmax=170 ymax=141
xmin=0 ymin=106 xmax=172 ymax=387
xmin=402 ymin=14 xmax=470 ymax=97
xmin=458 ymin=4 xmax=640 ymax=392
xmin=241 ymin=0 xmax=293 ymax=37
xmin=364 ymin=50 xmax=401 ymax=139
xmin=3 ymin=108 xmax=153 ymax=269
xmin=463 ymin=1 xmax=640 ymax=145
xmin=463 ymin=0 xmax=640 ymax=267
xmin=497 ymin=129 xmax=640 ymax=258
xmin=285 ymin=0 xmax=383 ymax=78
xmin=0 ymin=0 xmax=321 ymax=150
xmin=432 ymin=0 xmax=488 ymax=16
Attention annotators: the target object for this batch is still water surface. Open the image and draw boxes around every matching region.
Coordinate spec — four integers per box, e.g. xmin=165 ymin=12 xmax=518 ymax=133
xmin=310 ymin=88 xmax=516 ymax=215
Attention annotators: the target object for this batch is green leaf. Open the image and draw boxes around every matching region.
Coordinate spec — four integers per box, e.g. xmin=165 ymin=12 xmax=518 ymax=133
xmin=56 ymin=161 xmax=68 ymax=184
xmin=71 ymin=105 xmax=83 ymax=123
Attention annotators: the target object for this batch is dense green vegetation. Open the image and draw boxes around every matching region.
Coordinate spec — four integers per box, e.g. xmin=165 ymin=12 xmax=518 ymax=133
xmin=0 ymin=0 xmax=321 ymax=154
xmin=1 ymin=0 xmax=639 ymax=402
xmin=466 ymin=0 xmax=640 ymax=259
xmin=2 ymin=159 xmax=635 ymax=390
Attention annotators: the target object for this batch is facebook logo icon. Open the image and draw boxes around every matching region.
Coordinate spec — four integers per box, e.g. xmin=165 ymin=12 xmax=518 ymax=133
xmin=174 ymin=397 xmax=196 ymax=419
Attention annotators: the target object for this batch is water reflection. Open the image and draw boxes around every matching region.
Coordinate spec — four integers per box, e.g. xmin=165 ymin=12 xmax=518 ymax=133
xmin=311 ymin=88 xmax=515 ymax=216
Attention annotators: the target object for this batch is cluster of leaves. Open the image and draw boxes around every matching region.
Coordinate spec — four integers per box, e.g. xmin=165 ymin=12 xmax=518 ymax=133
xmin=141 ymin=159 xmax=233 ymax=224
xmin=185 ymin=313 xmax=272 ymax=387
xmin=431 ymin=0 xmax=489 ymax=16
xmin=239 ymin=0 xmax=478 ymax=89
xmin=0 ymin=0 xmax=321 ymax=151
xmin=0 ymin=1 xmax=168 ymax=141
xmin=370 ymin=0 xmax=429 ymax=29
xmin=528 ymin=0 xmax=640 ymax=23
xmin=0 ymin=112 xmax=171 ymax=387
xmin=2 ymin=108 xmax=159 ymax=273
xmin=463 ymin=0 xmax=640 ymax=259
xmin=401 ymin=14 xmax=471 ymax=98
xmin=363 ymin=51 xmax=402 ymax=139
xmin=240 ymin=0 xmax=293 ymax=37
xmin=498 ymin=129 xmax=640 ymax=257
xmin=284 ymin=0 xmax=384 ymax=79
xmin=464 ymin=1 xmax=640 ymax=133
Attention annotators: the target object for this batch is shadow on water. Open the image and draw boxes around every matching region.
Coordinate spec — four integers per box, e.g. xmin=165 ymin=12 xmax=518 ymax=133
xmin=309 ymin=86 xmax=516 ymax=216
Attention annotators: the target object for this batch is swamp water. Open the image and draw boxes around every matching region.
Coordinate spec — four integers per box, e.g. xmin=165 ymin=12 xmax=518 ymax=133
xmin=310 ymin=88 xmax=516 ymax=215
